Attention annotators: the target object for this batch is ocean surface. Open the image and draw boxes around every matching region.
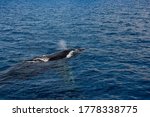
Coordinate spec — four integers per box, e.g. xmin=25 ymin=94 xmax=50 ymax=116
xmin=0 ymin=0 xmax=150 ymax=99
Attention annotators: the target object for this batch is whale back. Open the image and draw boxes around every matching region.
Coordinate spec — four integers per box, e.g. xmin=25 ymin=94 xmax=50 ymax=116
xmin=47 ymin=49 xmax=72 ymax=61
xmin=27 ymin=48 xmax=84 ymax=63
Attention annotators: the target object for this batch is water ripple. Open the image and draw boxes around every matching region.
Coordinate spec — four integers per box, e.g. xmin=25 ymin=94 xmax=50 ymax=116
xmin=0 ymin=0 xmax=150 ymax=99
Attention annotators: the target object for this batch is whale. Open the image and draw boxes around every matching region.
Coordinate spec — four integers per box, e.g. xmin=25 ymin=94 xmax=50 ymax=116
xmin=27 ymin=48 xmax=84 ymax=63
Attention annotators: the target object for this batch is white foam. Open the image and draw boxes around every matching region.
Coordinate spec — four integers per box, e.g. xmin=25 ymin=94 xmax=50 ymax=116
xmin=66 ymin=51 xmax=74 ymax=58
xmin=33 ymin=57 xmax=49 ymax=62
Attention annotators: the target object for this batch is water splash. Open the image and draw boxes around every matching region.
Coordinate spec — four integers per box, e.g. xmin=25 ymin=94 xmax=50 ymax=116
xmin=58 ymin=40 xmax=67 ymax=50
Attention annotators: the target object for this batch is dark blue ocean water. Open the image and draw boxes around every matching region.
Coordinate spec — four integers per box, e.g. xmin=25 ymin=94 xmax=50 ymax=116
xmin=0 ymin=0 xmax=150 ymax=99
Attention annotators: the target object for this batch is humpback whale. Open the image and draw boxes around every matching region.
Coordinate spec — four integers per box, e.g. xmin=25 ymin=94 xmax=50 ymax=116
xmin=27 ymin=48 xmax=84 ymax=63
